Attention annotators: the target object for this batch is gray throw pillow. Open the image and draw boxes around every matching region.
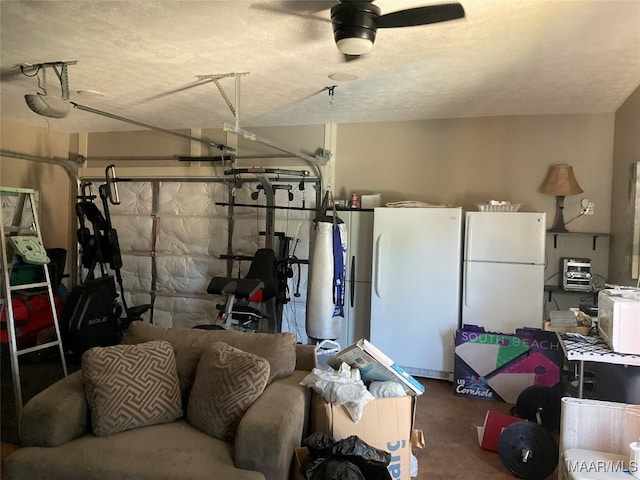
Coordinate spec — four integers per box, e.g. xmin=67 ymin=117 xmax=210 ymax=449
xmin=186 ymin=342 xmax=270 ymax=443
xmin=82 ymin=340 xmax=183 ymax=436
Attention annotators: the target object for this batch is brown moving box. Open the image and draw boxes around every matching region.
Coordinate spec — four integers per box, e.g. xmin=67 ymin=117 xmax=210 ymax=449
xmin=309 ymin=392 xmax=413 ymax=480
xmin=290 ymin=447 xmax=308 ymax=480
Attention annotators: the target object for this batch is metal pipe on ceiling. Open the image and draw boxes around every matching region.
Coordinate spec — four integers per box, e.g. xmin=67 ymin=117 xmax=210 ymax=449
xmin=70 ymin=102 xmax=234 ymax=153
xmin=81 ymin=154 xmax=297 ymax=162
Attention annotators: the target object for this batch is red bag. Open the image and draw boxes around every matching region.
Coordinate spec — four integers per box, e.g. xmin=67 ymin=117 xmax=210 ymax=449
xmin=1 ymin=294 xmax=62 ymax=346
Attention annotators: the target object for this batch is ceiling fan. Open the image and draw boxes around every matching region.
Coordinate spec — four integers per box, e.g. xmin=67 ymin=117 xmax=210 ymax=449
xmin=330 ymin=1 xmax=465 ymax=56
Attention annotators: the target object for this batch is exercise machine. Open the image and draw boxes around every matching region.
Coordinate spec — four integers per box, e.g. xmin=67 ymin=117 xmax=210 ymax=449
xmin=209 ymin=168 xmax=315 ymax=333
xmin=206 ymin=248 xmax=278 ymax=332
xmin=60 ymin=165 xmax=150 ymax=356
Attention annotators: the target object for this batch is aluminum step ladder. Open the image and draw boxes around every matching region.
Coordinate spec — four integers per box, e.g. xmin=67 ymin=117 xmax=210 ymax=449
xmin=0 ymin=186 xmax=68 ymax=414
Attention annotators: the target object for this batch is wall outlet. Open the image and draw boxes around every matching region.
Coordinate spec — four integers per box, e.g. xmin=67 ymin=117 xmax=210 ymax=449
xmin=584 ymin=202 xmax=595 ymax=215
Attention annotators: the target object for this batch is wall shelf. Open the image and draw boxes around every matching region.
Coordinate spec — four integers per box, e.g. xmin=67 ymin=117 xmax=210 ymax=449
xmin=548 ymin=232 xmax=610 ymax=250
xmin=544 ymin=284 xmax=598 ymax=303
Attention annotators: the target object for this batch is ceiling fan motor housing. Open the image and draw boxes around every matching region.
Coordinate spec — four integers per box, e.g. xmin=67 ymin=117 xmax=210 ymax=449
xmin=331 ymin=1 xmax=381 ymax=55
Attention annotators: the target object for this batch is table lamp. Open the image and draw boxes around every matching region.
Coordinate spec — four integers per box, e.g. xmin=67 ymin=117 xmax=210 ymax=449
xmin=539 ymin=164 xmax=583 ymax=233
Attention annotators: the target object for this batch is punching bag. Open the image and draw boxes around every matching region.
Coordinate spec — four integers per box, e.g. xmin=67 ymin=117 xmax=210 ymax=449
xmin=306 ymin=209 xmax=347 ymax=342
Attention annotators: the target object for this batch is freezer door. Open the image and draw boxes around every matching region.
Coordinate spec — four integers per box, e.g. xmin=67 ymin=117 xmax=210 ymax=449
xmin=462 ymin=261 xmax=544 ymax=333
xmin=338 ymin=281 xmax=372 ymax=348
xmin=370 ymin=207 xmax=463 ymax=377
xmin=345 ymin=210 xmax=374 ymax=283
xmin=465 ymin=212 xmax=546 ymax=264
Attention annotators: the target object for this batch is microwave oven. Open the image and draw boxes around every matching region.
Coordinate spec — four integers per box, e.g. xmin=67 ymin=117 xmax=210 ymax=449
xmin=597 ymin=289 xmax=640 ymax=355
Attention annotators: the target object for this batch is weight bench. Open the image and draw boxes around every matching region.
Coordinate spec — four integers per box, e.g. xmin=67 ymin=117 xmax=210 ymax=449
xmin=206 ymin=248 xmax=277 ymax=332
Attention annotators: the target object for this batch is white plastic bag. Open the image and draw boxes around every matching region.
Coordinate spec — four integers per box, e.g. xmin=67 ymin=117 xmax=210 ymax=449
xmin=369 ymin=380 xmax=407 ymax=398
xmin=411 ymin=453 xmax=419 ymax=477
xmin=299 ymin=362 xmax=374 ymax=422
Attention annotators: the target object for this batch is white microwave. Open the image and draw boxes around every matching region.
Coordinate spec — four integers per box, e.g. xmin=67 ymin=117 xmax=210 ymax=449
xmin=598 ymin=289 xmax=640 ymax=355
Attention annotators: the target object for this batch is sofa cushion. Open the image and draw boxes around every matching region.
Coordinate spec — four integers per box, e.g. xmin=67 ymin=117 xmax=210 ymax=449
xmin=121 ymin=321 xmax=296 ymax=384
xmin=5 ymin=420 xmax=266 ymax=480
xmin=186 ymin=342 xmax=270 ymax=443
xmin=82 ymin=340 xmax=183 ymax=437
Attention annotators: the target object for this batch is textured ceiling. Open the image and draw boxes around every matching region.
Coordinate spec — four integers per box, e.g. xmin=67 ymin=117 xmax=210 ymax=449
xmin=1 ymin=0 xmax=639 ymax=134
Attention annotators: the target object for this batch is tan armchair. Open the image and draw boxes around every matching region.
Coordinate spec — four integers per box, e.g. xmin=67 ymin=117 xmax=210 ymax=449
xmin=4 ymin=322 xmax=317 ymax=480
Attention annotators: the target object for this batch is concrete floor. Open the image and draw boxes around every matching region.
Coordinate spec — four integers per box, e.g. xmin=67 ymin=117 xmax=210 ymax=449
xmin=413 ymin=377 xmax=557 ymax=479
xmin=1 ymin=351 xmax=558 ymax=479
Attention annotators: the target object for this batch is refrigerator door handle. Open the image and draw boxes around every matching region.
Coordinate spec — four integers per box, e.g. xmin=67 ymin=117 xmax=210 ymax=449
xmin=350 ymin=255 xmax=355 ymax=308
xmin=464 ymin=221 xmax=472 ymax=260
xmin=374 ymin=234 xmax=382 ymax=298
xmin=463 ymin=276 xmax=469 ymax=307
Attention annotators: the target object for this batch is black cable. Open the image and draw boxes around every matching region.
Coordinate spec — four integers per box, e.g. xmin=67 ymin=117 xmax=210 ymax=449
xmin=20 ymin=65 xmax=41 ymax=77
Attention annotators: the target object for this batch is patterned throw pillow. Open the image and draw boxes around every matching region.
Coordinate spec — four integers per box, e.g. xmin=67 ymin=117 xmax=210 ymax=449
xmin=186 ymin=342 xmax=270 ymax=443
xmin=82 ymin=340 xmax=183 ymax=437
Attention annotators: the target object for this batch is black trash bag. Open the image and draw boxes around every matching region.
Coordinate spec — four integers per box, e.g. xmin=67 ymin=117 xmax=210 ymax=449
xmin=323 ymin=459 xmax=365 ymax=480
xmin=303 ymin=432 xmax=336 ymax=456
xmin=301 ymin=432 xmax=338 ymax=480
xmin=331 ymin=436 xmax=391 ymax=466
xmin=301 ymin=455 xmax=329 ymax=480
xmin=331 ymin=436 xmax=392 ymax=480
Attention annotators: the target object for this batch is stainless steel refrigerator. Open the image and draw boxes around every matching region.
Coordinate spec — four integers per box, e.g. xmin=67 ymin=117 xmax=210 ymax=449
xmin=369 ymin=207 xmax=464 ymax=380
xmin=462 ymin=211 xmax=546 ymax=333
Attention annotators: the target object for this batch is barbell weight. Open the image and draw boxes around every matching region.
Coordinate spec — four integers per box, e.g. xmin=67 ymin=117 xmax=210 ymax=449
xmin=497 ymin=421 xmax=559 ymax=479
xmin=512 ymin=385 xmax=562 ymax=432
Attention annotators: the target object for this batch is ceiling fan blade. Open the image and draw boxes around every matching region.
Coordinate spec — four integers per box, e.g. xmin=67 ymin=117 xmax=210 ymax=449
xmin=377 ymin=3 xmax=465 ymax=29
xmin=250 ymin=1 xmax=332 ymax=23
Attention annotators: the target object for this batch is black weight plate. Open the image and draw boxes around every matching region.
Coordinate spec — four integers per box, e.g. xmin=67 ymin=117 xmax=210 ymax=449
xmin=515 ymin=385 xmax=561 ymax=431
xmin=498 ymin=422 xmax=559 ymax=479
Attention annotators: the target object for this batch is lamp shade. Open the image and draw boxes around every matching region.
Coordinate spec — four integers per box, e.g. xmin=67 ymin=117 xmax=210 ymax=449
xmin=539 ymin=164 xmax=583 ymax=196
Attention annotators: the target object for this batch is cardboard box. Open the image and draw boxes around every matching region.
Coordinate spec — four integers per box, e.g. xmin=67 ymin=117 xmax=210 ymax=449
xmin=290 ymin=447 xmax=308 ymax=480
xmin=327 ymin=338 xmax=425 ymax=396
xmin=454 ymin=325 xmax=563 ymax=403
xmin=360 ymin=194 xmax=382 ymax=209
xmin=310 ymin=393 xmax=413 ymax=480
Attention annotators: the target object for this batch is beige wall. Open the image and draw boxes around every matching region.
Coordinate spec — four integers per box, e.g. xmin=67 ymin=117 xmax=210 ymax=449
xmin=0 ymin=120 xmax=76 ymax=255
xmin=0 ymin=108 xmax=625 ymax=280
xmin=609 ymin=85 xmax=640 ymax=286
xmin=334 ymin=114 xmax=614 ymax=234
xmin=81 ymin=125 xmax=325 ymax=178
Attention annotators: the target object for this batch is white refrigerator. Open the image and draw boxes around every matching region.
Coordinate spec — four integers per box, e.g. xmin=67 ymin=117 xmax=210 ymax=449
xmin=462 ymin=212 xmax=546 ymax=333
xmin=369 ymin=207 xmax=463 ymax=380
xmin=336 ymin=210 xmax=374 ymax=348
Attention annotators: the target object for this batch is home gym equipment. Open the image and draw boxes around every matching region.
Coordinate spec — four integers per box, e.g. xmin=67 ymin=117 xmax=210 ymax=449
xmin=497 ymin=385 xmax=562 ymax=479
xmin=60 ymin=165 xmax=150 ymax=356
xmin=211 ymin=168 xmax=315 ymax=334
xmin=206 ymin=248 xmax=278 ymax=332
xmin=305 ymin=192 xmax=347 ymax=343
xmin=511 ymin=385 xmax=562 ymax=432
xmin=497 ymin=421 xmax=559 ymax=480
